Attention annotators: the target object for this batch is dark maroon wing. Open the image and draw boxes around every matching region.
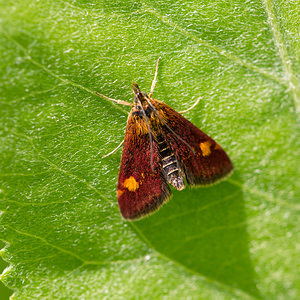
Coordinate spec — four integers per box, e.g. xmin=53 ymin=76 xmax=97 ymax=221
xmin=117 ymin=111 xmax=171 ymax=220
xmin=152 ymin=99 xmax=233 ymax=185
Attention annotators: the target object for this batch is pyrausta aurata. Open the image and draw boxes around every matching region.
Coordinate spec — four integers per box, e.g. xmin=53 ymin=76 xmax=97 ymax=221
xmin=95 ymin=58 xmax=233 ymax=220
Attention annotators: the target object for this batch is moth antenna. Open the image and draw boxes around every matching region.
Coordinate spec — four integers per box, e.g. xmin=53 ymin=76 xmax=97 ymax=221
xmin=94 ymin=91 xmax=133 ymax=107
xmin=145 ymin=98 xmax=196 ymax=154
xmin=101 ymin=139 xmax=124 ymax=159
xmin=179 ymin=97 xmax=202 ymax=114
xmin=137 ymin=99 xmax=155 ymax=172
xmin=149 ymin=57 xmax=161 ymax=98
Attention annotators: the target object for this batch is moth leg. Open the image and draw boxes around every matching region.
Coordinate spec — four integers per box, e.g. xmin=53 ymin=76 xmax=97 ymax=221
xmin=102 ymin=139 xmax=124 ymax=158
xmin=94 ymin=92 xmax=132 ymax=107
xmin=179 ymin=97 xmax=201 ymax=114
xmin=149 ymin=57 xmax=161 ymax=98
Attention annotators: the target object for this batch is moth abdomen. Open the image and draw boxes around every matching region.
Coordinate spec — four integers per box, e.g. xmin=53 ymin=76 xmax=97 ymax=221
xmin=156 ymin=134 xmax=185 ymax=191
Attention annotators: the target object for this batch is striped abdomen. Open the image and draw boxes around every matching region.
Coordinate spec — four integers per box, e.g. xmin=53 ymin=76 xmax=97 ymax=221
xmin=156 ymin=134 xmax=185 ymax=190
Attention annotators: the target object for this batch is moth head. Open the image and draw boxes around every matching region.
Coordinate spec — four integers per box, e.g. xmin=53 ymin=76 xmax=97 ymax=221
xmin=132 ymin=82 xmax=148 ymax=105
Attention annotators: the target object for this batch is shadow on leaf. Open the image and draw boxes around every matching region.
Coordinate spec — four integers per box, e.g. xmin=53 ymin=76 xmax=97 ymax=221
xmin=136 ymin=172 xmax=260 ymax=298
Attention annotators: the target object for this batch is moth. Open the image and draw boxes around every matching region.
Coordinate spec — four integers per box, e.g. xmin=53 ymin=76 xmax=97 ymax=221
xmin=95 ymin=58 xmax=233 ymax=220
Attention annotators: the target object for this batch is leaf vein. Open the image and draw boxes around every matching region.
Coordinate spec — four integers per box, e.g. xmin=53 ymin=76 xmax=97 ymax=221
xmin=228 ymin=178 xmax=300 ymax=210
xmin=151 ymin=190 xmax=242 ymax=227
xmin=262 ymin=0 xmax=300 ymax=113
xmin=11 ymin=131 xmax=115 ymax=207
xmin=129 ymin=222 xmax=257 ymax=300
xmin=3 ymin=83 xmax=68 ymax=105
xmin=1 ymin=225 xmax=148 ymax=268
xmin=3 ymin=32 xmax=129 ymax=115
xmin=2 ymin=225 xmax=85 ymax=263
xmin=142 ymin=3 xmax=286 ymax=87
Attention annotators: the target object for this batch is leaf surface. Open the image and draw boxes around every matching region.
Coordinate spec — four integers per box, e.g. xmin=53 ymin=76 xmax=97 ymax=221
xmin=0 ymin=0 xmax=299 ymax=299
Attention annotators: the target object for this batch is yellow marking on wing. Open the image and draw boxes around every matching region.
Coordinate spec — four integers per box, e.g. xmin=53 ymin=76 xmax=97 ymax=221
xmin=136 ymin=119 xmax=148 ymax=135
xmin=117 ymin=189 xmax=124 ymax=197
xmin=123 ymin=176 xmax=139 ymax=192
xmin=200 ymin=141 xmax=212 ymax=157
xmin=128 ymin=111 xmax=148 ymax=135
xmin=215 ymin=143 xmax=222 ymax=150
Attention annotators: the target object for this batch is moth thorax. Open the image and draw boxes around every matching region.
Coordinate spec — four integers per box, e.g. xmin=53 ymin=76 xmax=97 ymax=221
xmin=156 ymin=134 xmax=186 ymax=191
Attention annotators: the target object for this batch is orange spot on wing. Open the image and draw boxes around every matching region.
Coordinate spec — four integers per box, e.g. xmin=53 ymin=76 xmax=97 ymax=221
xmin=117 ymin=189 xmax=124 ymax=197
xmin=214 ymin=143 xmax=222 ymax=150
xmin=200 ymin=141 xmax=212 ymax=157
xmin=137 ymin=121 xmax=148 ymax=135
xmin=123 ymin=176 xmax=139 ymax=192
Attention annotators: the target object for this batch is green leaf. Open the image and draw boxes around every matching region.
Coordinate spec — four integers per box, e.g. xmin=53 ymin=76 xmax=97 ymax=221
xmin=0 ymin=0 xmax=299 ymax=299
xmin=0 ymin=242 xmax=12 ymax=299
